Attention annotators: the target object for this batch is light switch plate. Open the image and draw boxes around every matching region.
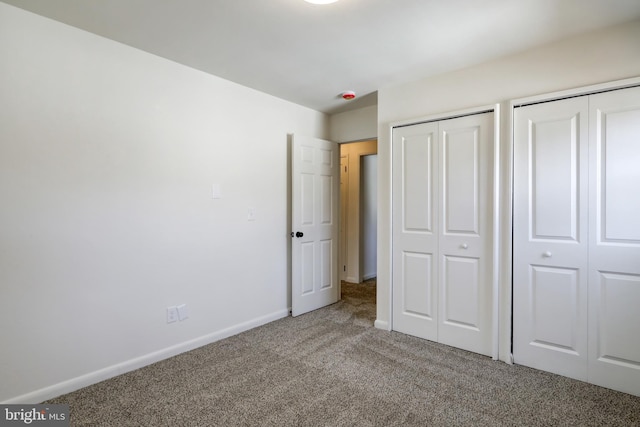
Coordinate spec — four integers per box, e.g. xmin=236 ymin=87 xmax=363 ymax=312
xmin=212 ymin=184 xmax=221 ymax=199
xmin=248 ymin=208 xmax=256 ymax=221
xmin=177 ymin=304 xmax=188 ymax=321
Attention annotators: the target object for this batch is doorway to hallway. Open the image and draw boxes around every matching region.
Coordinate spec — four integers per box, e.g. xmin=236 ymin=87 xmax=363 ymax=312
xmin=339 ymin=140 xmax=377 ymax=311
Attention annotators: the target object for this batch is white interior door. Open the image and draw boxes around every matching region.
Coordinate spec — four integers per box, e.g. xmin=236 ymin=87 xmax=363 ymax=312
xmin=513 ymin=97 xmax=590 ymax=381
xmin=392 ymin=122 xmax=439 ymax=341
xmin=392 ymin=112 xmax=494 ymax=356
xmin=437 ymin=113 xmax=493 ymax=356
xmin=291 ymin=135 xmax=339 ymax=317
xmin=588 ymin=87 xmax=640 ymax=396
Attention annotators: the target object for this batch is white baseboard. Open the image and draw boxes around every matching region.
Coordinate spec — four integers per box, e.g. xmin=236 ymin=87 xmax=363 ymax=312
xmin=3 ymin=308 xmax=289 ymax=404
xmin=374 ymin=319 xmax=390 ymax=331
xmin=363 ymin=273 xmax=376 ymax=281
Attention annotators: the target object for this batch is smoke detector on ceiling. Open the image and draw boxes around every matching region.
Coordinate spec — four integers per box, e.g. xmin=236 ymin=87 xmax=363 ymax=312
xmin=341 ymin=91 xmax=356 ymax=100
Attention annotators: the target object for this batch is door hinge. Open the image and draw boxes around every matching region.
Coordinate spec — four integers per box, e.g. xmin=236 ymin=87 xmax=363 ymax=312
xmin=343 ymin=265 xmax=346 ymax=272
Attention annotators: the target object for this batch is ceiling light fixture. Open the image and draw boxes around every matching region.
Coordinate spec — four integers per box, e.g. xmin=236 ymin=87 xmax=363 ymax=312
xmin=304 ymin=0 xmax=339 ymax=4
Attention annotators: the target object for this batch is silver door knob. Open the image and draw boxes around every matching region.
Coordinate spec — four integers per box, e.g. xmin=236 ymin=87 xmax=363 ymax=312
xmin=461 ymin=243 xmax=468 ymax=249
xmin=543 ymin=251 xmax=552 ymax=258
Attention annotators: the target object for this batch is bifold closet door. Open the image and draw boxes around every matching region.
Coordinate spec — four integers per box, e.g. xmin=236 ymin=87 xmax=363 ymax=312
xmin=392 ymin=122 xmax=439 ymax=341
xmin=437 ymin=114 xmax=493 ymax=356
xmin=513 ymin=97 xmax=590 ymax=381
xmin=514 ymin=86 xmax=640 ymax=396
xmin=587 ymin=87 xmax=640 ymax=396
xmin=392 ymin=113 xmax=493 ymax=356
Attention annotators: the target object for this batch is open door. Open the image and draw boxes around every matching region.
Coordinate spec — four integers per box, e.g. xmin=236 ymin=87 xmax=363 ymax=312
xmin=291 ymin=135 xmax=340 ymax=316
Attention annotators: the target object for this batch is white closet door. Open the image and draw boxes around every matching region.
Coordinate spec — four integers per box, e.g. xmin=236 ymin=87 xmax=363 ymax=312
xmin=588 ymin=87 xmax=640 ymax=396
xmin=513 ymin=97 xmax=590 ymax=380
xmin=392 ymin=112 xmax=494 ymax=356
xmin=392 ymin=122 xmax=439 ymax=341
xmin=438 ymin=113 xmax=493 ymax=356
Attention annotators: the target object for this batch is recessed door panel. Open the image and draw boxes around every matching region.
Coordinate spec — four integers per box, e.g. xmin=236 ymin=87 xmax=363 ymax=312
xmin=402 ymin=133 xmax=434 ymax=233
xmin=530 ymin=266 xmax=579 ymax=353
xmin=320 ymin=148 xmax=333 ymax=167
xmin=442 ymin=127 xmax=479 ymax=235
xmin=594 ymin=272 xmax=640 ymax=367
xmin=301 ymin=174 xmax=314 ymax=226
xmin=320 ymin=239 xmax=332 ymax=290
xmin=302 ymin=146 xmax=313 ymax=164
xmin=531 ymin=117 xmax=580 ymax=241
xmin=301 ymin=242 xmax=314 ymax=295
xmin=320 ymin=174 xmax=333 ymax=225
xmin=442 ymin=256 xmax=479 ymax=329
xmin=595 ymin=108 xmax=640 ymax=243
xmin=402 ymin=252 xmax=434 ymax=319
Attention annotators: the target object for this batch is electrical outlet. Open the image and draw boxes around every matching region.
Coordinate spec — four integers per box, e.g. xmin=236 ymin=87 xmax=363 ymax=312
xmin=177 ymin=304 xmax=188 ymax=321
xmin=247 ymin=208 xmax=256 ymax=221
xmin=167 ymin=306 xmax=178 ymax=323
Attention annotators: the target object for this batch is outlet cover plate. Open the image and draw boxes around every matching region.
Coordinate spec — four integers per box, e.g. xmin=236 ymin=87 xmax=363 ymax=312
xmin=167 ymin=306 xmax=178 ymax=323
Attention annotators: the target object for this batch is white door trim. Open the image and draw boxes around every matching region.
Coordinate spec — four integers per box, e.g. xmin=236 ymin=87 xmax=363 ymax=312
xmin=389 ymin=103 xmax=501 ymax=360
xmin=505 ymin=76 xmax=640 ymax=363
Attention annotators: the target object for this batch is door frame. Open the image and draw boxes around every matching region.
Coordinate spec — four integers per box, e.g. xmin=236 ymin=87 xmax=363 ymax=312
xmin=505 ymin=76 xmax=640 ymax=363
xmin=389 ymin=103 xmax=501 ymax=360
xmin=339 ymin=140 xmax=378 ymax=284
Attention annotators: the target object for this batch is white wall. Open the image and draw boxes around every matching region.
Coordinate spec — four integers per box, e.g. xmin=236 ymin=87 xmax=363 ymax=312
xmin=362 ymin=155 xmax=377 ymax=280
xmin=0 ymin=3 xmax=328 ymax=403
xmin=376 ymin=19 xmax=640 ymax=359
xmin=329 ymin=105 xmax=377 ymax=143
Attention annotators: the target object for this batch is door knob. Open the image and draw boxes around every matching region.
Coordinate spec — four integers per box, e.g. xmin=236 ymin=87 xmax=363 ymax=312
xmin=461 ymin=243 xmax=469 ymax=249
xmin=291 ymin=231 xmax=304 ymax=238
xmin=543 ymin=251 xmax=552 ymax=258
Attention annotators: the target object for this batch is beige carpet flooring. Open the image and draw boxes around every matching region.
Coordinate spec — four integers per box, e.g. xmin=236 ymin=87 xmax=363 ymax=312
xmin=46 ymin=279 xmax=640 ymax=426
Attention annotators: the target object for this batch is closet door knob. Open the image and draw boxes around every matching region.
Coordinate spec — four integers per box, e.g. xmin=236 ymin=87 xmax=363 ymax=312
xmin=543 ymin=251 xmax=552 ymax=258
xmin=461 ymin=243 xmax=468 ymax=249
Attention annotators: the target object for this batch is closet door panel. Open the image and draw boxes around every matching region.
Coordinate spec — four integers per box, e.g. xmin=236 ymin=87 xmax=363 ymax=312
xmin=438 ymin=113 xmax=493 ymax=356
xmin=392 ymin=123 xmax=439 ymax=341
xmin=588 ymin=86 xmax=640 ymax=396
xmin=513 ymin=97 xmax=589 ymax=380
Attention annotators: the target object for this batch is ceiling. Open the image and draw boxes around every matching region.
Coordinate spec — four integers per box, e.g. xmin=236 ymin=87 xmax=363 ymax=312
xmin=3 ymin=0 xmax=640 ymax=114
